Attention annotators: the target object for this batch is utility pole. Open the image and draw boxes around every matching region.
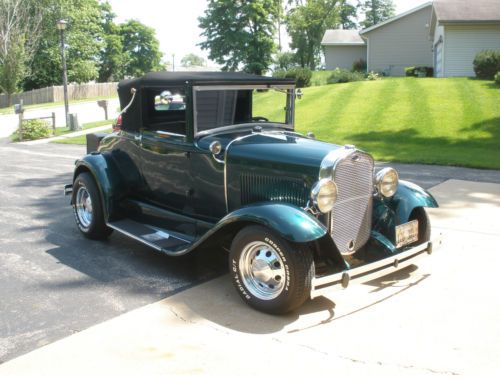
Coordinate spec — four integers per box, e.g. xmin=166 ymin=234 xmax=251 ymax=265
xmin=57 ymin=20 xmax=69 ymax=128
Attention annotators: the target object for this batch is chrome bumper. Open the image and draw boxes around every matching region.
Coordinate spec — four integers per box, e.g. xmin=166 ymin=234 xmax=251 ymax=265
xmin=64 ymin=184 xmax=73 ymax=196
xmin=311 ymin=235 xmax=442 ymax=299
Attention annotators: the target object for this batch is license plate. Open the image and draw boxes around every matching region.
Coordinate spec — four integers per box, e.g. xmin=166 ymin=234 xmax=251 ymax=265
xmin=396 ymin=220 xmax=419 ymax=248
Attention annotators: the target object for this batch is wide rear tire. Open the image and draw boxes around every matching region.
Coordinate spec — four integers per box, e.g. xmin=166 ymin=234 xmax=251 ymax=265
xmin=229 ymin=225 xmax=314 ymax=314
xmin=72 ymin=172 xmax=113 ymax=240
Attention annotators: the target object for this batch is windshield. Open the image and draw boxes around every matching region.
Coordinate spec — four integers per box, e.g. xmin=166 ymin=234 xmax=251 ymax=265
xmin=193 ymin=86 xmax=295 ymax=134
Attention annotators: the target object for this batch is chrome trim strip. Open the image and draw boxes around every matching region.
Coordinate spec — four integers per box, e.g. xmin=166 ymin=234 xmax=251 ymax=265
xmin=310 ymin=235 xmax=442 ymax=299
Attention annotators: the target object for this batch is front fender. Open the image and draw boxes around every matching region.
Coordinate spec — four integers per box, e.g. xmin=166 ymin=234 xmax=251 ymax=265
xmin=390 ymin=180 xmax=438 ymax=224
xmin=209 ymin=202 xmax=327 ymax=243
xmin=72 ymin=153 xmax=124 ymax=221
xmin=373 ymin=180 xmax=438 ymax=241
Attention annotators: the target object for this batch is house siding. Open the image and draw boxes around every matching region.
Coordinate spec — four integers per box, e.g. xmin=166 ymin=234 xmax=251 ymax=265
xmin=443 ymin=24 xmax=500 ymax=77
xmin=323 ymin=45 xmax=367 ymax=70
xmin=364 ymin=5 xmax=433 ymax=76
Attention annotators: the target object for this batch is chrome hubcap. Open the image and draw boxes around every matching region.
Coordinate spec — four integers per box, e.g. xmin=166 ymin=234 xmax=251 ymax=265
xmin=239 ymin=241 xmax=286 ymax=300
xmin=75 ymin=186 xmax=93 ymax=228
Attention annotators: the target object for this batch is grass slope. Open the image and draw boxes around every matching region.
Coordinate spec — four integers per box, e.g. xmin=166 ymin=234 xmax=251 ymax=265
xmin=254 ymin=77 xmax=500 ymax=169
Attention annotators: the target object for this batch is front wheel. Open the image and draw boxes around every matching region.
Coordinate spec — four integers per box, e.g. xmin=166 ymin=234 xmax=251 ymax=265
xmin=229 ymin=225 xmax=314 ymax=314
xmin=72 ymin=172 xmax=113 ymax=240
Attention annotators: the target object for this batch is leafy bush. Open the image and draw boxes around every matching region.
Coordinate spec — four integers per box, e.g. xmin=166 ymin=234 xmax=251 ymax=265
xmin=273 ymin=67 xmax=312 ymax=87
xmin=405 ymin=66 xmax=433 ymax=77
xmin=495 ymin=72 xmax=500 ymax=85
xmin=14 ymin=119 xmax=51 ymax=141
xmin=327 ymin=68 xmax=364 ymax=84
xmin=366 ymin=71 xmax=381 ymax=81
xmin=352 ymin=59 xmax=367 ymax=72
xmin=473 ymin=50 xmax=500 ymax=79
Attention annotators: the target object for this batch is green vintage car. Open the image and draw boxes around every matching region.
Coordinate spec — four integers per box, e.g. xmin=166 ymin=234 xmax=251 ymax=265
xmin=65 ymin=72 xmax=439 ymax=314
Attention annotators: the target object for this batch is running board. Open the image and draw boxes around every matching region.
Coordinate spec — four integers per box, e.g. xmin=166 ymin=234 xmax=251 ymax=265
xmin=107 ymin=219 xmax=193 ymax=256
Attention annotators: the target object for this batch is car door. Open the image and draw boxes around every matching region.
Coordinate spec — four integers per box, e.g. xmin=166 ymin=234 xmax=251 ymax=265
xmin=139 ymin=87 xmax=194 ymax=214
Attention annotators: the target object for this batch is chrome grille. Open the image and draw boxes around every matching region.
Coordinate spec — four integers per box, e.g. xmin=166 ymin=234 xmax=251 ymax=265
xmin=240 ymin=174 xmax=309 ymax=207
xmin=330 ymin=152 xmax=374 ymax=254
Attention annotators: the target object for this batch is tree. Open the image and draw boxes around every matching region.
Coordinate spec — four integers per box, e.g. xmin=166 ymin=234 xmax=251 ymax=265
xmin=274 ymin=51 xmax=297 ymax=70
xmin=339 ymin=0 xmax=358 ymax=29
xmin=359 ymin=0 xmax=395 ymax=29
xmin=23 ymin=0 xmax=104 ymax=90
xmin=98 ymin=1 xmax=127 ymax=82
xmin=120 ymin=20 xmax=163 ymax=77
xmin=0 ymin=0 xmax=43 ymax=104
xmin=286 ymin=0 xmax=340 ymax=70
xmin=199 ymin=0 xmax=278 ymax=75
xmin=181 ymin=53 xmax=206 ymax=67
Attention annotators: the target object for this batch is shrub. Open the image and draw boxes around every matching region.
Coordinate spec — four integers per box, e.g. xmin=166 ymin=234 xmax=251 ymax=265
xmin=273 ymin=67 xmax=312 ymax=87
xmin=405 ymin=66 xmax=433 ymax=77
xmin=14 ymin=119 xmax=51 ymax=141
xmin=366 ymin=71 xmax=381 ymax=81
xmin=352 ymin=59 xmax=367 ymax=72
xmin=473 ymin=50 xmax=500 ymax=79
xmin=405 ymin=67 xmax=416 ymax=76
xmin=495 ymin=72 xmax=500 ymax=85
xmin=327 ymin=68 xmax=364 ymax=84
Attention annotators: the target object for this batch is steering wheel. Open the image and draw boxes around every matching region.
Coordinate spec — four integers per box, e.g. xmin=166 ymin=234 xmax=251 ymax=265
xmin=252 ymin=116 xmax=269 ymax=122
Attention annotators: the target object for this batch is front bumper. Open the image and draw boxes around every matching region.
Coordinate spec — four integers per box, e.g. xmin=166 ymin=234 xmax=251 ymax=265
xmin=311 ymin=234 xmax=442 ymax=299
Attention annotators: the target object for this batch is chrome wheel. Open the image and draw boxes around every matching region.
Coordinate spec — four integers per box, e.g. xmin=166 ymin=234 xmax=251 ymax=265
xmin=239 ymin=241 xmax=286 ymax=300
xmin=75 ymin=186 xmax=93 ymax=229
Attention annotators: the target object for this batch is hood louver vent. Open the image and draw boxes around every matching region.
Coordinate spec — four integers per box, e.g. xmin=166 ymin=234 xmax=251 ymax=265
xmin=240 ymin=174 xmax=309 ymax=207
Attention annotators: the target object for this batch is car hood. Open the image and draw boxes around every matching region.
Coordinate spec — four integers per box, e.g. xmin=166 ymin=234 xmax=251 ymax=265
xmin=220 ymin=130 xmax=342 ymax=210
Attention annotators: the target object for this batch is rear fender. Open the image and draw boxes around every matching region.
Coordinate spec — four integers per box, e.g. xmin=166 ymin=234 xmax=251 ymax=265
xmin=72 ymin=153 xmax=124 ymax=221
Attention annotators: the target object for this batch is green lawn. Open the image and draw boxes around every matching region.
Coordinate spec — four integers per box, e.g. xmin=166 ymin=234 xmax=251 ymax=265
xmin=54 ymin=119 xmax=114 ymax=136
xmin=52 ymin=129 xmax=112 ymax=145
xmin=253 ymin=77 xmax=500 ymax=169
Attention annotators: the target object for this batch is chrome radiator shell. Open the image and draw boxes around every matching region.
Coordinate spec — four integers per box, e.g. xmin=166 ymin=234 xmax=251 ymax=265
xmin=320 ymin=148 xmax=374 ymax=254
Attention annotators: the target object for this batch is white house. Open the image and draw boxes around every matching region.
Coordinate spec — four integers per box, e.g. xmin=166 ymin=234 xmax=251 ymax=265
xmin=321 ymin=0 xmax=500 ymax=77
xmin=321 ymin=30 xmax=367 ymax=70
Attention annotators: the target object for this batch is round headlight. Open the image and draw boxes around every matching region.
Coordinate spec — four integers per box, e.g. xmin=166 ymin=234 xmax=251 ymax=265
xmin=311 ymin=179 xmax=338 ymax=213
xmin=375 ymin=168 xmax=399 ymax=197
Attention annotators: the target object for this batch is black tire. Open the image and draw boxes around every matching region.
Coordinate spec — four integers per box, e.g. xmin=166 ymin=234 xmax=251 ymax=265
xmin=229 ymin=225 xmax=314 ymax=314
xmin=409 ymin=207 xmax=431 ymax=245
xmin=72 ymin=172 xmax=113 ymax=240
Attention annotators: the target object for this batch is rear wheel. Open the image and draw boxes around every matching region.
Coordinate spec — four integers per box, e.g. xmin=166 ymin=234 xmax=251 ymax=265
xmin=229 ymin=225 xmax=314 ymax=314
xmin=73 ymin=172 xmax=113 ymax=240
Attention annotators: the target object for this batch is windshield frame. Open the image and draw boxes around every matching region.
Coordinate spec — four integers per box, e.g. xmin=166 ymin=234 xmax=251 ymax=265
xmin=192 ymin=84 xmax=296 ymax=137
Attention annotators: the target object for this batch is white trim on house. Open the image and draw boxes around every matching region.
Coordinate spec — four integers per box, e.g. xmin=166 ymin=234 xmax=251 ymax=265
xmin=360 ymin=2 xmax=433 ymax=35
xmin=322 ymin=42 xmax=365 ymax=46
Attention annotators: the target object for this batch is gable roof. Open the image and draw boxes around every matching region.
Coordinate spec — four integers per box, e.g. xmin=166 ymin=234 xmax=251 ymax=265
xmin=360 ymin=2 xmax=432 ymax=35
xmin=321 ymin=29 xmax=365 ymax=46
xmin=434 ymin=0 xmax=500 ymax=23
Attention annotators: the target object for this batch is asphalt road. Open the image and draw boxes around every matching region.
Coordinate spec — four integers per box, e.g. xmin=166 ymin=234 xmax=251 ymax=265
xmin=0 ymin=141 xmax=499 ymax=364
xmin=0 ymin=142 xmax=226 ymax=363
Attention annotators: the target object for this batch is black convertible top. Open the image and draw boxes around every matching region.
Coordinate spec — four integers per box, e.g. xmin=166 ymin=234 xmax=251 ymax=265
xmin=118 ymin=71 xmax=294 ymax=93
xmin=117 ymin=71 xmax=295 ymax=131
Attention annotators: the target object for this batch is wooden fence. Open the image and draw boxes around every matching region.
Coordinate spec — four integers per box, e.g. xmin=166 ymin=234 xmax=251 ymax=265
xmin=0 ymin=82 xmax=118 ymax=109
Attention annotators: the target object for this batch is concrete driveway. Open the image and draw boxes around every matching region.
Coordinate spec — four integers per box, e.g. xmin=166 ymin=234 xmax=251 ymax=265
xmin=0 ymin=143 xmax=499 ymax=374
xmin=0 ymin=99 xmax=119 ymax=138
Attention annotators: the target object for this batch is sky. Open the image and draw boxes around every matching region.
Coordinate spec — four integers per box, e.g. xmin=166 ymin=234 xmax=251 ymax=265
xmin=107 ymin=0 xmax=431 ymax=67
